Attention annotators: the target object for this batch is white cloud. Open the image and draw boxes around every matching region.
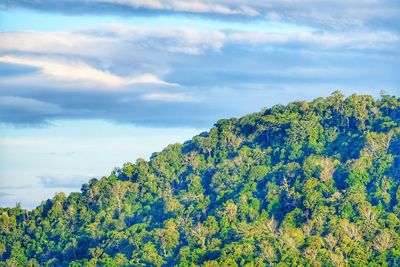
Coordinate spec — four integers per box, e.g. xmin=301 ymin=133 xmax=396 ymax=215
xmin=0 ymin=31 xmax=112 ymax=57
xmin=93 ymin=0 xmax=399 ymax=29
xmin=81 ymin=0 xmax=400 ymax=30
xmin=141 ymin=92 xmax=196 ymax=102
xmin=3 ymin=0 xmax=400 ymax=32
xmin=0 ymin=55 xmax=174 ymax=89
xmin=0 ymin=28 xmax=226 ymax=56
xmin=98 ymin=0 xmax=259 ymax=16
xmin=2 ymin=26 xmax=397 ymax=66
xmin=227 ymin=30 xmax=399 ymax=48
xmin=91 ymin=25 xmax=227 ymax=54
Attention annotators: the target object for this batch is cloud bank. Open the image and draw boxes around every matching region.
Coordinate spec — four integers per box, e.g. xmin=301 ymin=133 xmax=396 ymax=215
xmin=2 ymin=0 xmax=399 ymax=31
xmin=0 ymin=55 xmax=172 ymax=89
xmin=1 ymin=2 xmax=399 ymax=127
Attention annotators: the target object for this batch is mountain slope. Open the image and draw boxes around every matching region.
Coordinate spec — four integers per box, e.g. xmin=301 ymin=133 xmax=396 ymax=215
xmin=1 ymin=92 xmax=400 ymax=266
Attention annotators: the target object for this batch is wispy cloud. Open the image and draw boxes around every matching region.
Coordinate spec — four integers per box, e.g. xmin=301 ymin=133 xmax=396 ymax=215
xmin=89 ymin=25 xmax=227 ymax=54
xmin=2 ymin=27 xmax=398 ymax=62
xmin=0 ymin=31 xmax=111 ymax=56
xmin=0 ymin=9 xmax=399 ymax=127
xmin=0 ymin=55 xmax=173 ymax=89
xmin=228 ymin=30 xmax=400 ymax=49
xmin=98 ymin=0 xmax=259 ymax=16
xmin=2 ymin=0 xmax=399 ymax=31
xmin=141 ymin=92 xmax=196 ymax=102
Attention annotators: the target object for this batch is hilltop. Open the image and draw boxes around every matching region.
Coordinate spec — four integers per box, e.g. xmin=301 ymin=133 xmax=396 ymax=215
xmin=1 ymin=92 xmax=400 ymax=266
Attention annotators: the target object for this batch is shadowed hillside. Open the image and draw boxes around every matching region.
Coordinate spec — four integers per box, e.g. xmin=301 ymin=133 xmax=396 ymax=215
xmin=1 ymin=92 xmax=400 ymax=266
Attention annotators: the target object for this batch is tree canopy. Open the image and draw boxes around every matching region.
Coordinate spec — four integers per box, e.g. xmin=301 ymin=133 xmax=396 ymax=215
xmin=1 ymin=92 xmax=400 ymax=266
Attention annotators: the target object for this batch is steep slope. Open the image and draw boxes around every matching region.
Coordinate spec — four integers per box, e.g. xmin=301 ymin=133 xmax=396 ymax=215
xmin=1 ymin=92 xmax=400 ymax=266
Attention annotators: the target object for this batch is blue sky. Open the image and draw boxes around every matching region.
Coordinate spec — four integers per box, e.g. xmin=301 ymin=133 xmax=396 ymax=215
xmin=0 ymin=0 xmax=399 ymax=208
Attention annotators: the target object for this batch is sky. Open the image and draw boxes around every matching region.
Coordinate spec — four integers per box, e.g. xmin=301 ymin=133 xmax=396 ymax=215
xmin=0 ymin=0 xmax=399 ymax=209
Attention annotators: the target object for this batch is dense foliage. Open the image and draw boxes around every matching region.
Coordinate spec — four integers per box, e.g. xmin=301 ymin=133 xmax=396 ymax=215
xmin=1 ymin=92 xmax=400 ymax=266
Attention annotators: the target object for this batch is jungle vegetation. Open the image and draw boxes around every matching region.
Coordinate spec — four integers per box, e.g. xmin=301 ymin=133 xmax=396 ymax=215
xmin=1 ymin=92 xmax=400 ymax=266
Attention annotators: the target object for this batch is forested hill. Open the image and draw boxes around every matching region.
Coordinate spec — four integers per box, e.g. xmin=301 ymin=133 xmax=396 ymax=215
xmin=1 ymin=92 xmax=400 ymax=266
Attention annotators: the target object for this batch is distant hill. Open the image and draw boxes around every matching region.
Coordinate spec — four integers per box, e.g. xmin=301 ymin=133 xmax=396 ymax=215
xmin=1 ymin=92 xmax=400 ymax=266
